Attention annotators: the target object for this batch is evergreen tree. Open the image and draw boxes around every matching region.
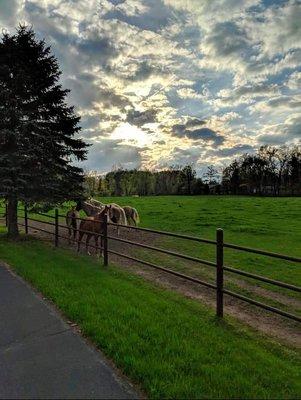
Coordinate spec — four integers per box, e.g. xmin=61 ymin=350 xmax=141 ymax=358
xmin=0 ymin=26 xmax=88 ymax=237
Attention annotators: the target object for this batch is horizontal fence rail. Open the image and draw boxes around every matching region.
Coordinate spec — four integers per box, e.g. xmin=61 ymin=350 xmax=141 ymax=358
xmin=108 ymin=249 xmax=217 ymax=290
xmin=223 ymin=289 xmax=301 ymax=323
xmin=224 ymin=242 xmax=301 ymax=263
xmin=107 ymin=221 xmax=217 ymax=244
xmin=224 ymin=265 xmax=301 ymax=292
xmin=107 ymin=234 xmax=216 ymax=267
xmin=0 ymin=203 xmax=300 ymax=323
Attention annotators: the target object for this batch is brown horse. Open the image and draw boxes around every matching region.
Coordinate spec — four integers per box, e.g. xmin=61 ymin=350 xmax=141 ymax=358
xmin=76 ymin=199 xmax=127 ymax=235
xmin=77 ymin=205 xmax=111 ymax=256
xmin=66 ymin=206 xmax=79 ymax=244
xmin=123 ymin=206 xmax=140 ymax=226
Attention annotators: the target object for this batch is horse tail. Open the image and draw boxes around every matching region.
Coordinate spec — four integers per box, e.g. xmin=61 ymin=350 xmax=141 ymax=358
xmin=132 ymin=208 xmax=140 ymax=224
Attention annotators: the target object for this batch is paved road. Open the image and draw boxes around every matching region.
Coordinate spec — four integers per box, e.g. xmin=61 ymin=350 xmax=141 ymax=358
xmin=0 ymin=264 xmax=139 ymax=399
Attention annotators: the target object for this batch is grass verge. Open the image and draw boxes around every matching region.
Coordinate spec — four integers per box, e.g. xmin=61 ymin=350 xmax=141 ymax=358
xmin=0 ymin=230 xmax=300 ymax=399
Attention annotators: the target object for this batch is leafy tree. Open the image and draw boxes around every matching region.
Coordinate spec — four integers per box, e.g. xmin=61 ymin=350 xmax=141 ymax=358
xmin=179 ymin=165 xmax=196 ymax=195
xmin=203 ymin=165 xmax=219 ymax=185
xmin=0 ymin=26 xmax=88 ymax=237
xmin=222 ymin=160 xmax=240 ymax=194
xmin=288 ymin=146 xmax=301 ymax=195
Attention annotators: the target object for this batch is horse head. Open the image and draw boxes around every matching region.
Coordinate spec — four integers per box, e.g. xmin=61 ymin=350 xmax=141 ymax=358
xmin=104 ymin=204 xmax=112 ymax=215
xmin=93 ymin=205 xmax=111 ymax=221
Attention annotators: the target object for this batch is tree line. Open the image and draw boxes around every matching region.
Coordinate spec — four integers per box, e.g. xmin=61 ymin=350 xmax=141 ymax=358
xmin=222 ymin=145 xmax=300 ymax=196
xmin=84 ymin=145 xmax=301 ymax=197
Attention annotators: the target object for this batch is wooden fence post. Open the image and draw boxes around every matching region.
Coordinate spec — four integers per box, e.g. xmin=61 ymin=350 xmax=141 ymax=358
xmin=55 ymin=209 xmax=59 ymax=247
xmin=103 ymin=212 xmax=108 ymax=267
xmin=24 ymin=203 xmax=28 ymax=234
xmin=216 ymin=228 xmax=224 ymax=317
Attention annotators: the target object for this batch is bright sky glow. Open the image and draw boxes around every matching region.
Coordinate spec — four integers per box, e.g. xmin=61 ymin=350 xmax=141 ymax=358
xmin=1 ymin=0 xmax=300 ymax=174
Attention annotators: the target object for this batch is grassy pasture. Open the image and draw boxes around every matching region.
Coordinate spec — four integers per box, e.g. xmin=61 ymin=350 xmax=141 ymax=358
xmin=101 ymin=195 xmax=300 ymax=255
xmin=0 ymin=229 xmax=300 ymax=399
xmin=3 ymin=195 xmax=301 ymax=304
xmin=100 ymin=196 xmax=301 ymax=292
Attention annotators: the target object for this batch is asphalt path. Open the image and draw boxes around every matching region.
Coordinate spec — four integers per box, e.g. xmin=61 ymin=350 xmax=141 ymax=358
xmin=0 ymin=264 xmax=139 ymax=399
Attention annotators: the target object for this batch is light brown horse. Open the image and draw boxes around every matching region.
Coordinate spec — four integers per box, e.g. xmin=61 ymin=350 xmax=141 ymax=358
xmin=123 ymin=206 xmax=140 ymax=226
xmin=66 ymin=206 xmax=79 ymax=244
xmin=76 ymin=200 xmax=127 ymax=235
xmin=77 ymin=205 xmax=111 ymax=256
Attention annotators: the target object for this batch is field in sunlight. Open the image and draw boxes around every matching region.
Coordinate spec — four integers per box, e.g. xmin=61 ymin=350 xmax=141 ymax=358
xmin=100 ymin=195 xmax=301 ymax=292
xmin=102 ymin=195 xmax=301 ymax=255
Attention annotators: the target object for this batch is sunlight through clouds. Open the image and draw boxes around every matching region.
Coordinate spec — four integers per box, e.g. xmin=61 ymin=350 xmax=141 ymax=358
xmin=0 ymin=0 xmax=300 ymax=173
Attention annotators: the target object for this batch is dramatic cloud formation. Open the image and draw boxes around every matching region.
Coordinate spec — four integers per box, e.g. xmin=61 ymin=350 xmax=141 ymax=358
xmin=1 ymin=0 xmax=300 ymax=174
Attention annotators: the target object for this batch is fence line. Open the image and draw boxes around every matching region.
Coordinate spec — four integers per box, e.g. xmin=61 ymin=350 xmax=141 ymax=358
xmin=223 ymin=289 xmax=301 ymax=323
xmin=107 ymin=221 xmax=217 ymax=244
xmin=0 ymin=204 xmax=300 ymax=323
xmin=224 ymin=242 xmax=301 ymax=263
xmin=107 ymin=248 xmax=217 ymax=290
xmin=224 ymin=265 xmax=301 ymax=292
xmin=107 ymin=234 xmax=217 ymax=267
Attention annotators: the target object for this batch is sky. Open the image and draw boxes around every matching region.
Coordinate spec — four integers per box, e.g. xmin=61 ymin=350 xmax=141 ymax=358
xmin=0 ymin=0 xmax=300 ymax=175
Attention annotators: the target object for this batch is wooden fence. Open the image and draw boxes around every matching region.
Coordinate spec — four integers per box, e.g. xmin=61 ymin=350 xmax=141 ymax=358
xmin=1 ymin=203 xmax=300 ymax=323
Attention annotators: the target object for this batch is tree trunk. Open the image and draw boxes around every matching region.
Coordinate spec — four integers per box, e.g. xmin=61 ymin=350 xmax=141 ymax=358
xmin=7 ymin=195 xmax=19 ymax=238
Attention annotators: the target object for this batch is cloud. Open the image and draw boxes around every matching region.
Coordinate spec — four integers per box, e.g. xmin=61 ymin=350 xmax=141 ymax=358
xmin=253 ymin=1 xmax=301 ymax=58
xmin=82 ymin=139 xmax=142 ymax=172
xmin=0 ymin=0 xmax=19 ymax=25
xmin=249 ymin=95 xmax=301 ymax=114
xmin=207 ymin=144 xmax=255 ymax=158
xmin=257 ymin=113 xmax=301 ymax=145
xmin=126 ymin=108 xmax=158 ymax=126
xmin=257 ymin=133 xmax=289 ymax=145
xmin=217 ymin=84 xmax=280 ymax=106
xmin=1 ymin=0 xmax=300 ymax=172
xmin=202 ymin=21 xmax=251 ymax=59
xmin=171 ymin=119 xmax=224 ymax=146
xmin=103 ymin=0 xmax=173 ymax=32
xmin=287 ymin=71 xmax=301 ymax=90
xmin=168 ymin=146 xmax=203 ymax=166
xmin=177 ymin=87 xmax=203 ymax=99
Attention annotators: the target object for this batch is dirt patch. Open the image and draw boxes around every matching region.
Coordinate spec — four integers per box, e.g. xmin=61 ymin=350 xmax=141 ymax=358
xmin=6 ymin=218 xmax=301 ymax=348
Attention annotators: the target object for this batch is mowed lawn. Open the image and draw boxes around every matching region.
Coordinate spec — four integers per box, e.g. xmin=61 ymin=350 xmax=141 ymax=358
xmin=0 ymin=230 xmax=300 ymax=399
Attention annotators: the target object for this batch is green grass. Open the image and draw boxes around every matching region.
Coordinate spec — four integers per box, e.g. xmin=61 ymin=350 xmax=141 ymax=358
xmin=98 ymin=196 xmax=301 ymax=289
xmin=100 ymin=196 xmax=300 ymax=246
xmin=2 ymin=195 xmax=300 ymax=301
xmin=0 ymin=229 xmax=300 ymax=399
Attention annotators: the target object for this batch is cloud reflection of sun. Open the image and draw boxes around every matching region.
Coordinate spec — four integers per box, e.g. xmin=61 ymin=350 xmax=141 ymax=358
xmin=111 ymin=122 xmax=152 ymax=147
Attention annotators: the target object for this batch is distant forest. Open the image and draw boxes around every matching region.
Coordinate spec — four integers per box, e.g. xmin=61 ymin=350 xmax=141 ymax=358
xmin=84 ymin=145 xmax=301 ymax=197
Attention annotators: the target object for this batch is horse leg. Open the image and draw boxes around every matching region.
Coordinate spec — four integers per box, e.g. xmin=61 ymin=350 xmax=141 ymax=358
xmin=125 ymin=216 xmax=132 ymax=233
xmin=86 ymin=234 xmax=92 ymax=255
xmin=100 ymin=236 xmax=103 ymax=257
xmin=94 ymin=235 xmax=99 ymax=258
xmin=68 ymin=227 xmax=71 ymax=244
xmin=77 ymin=231 xmax=84 ymax=253
xmin=72 ymin=227 xmax=77 ymax=245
